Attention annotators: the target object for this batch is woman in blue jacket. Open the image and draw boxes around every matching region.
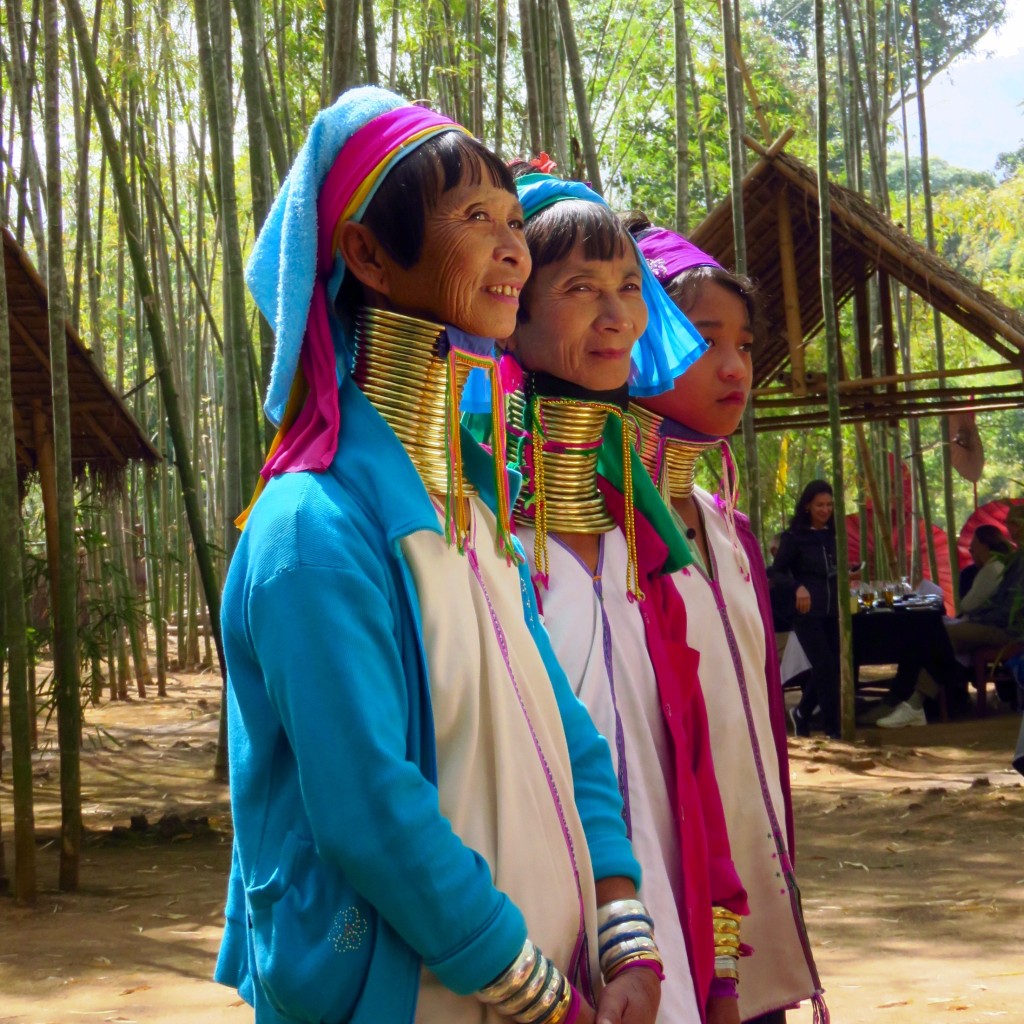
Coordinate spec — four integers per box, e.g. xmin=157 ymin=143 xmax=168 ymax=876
xmin=216 ymin=87 xmax=655 ymax=1024
xmin=769 ymin=481 xmax=840 ymax=738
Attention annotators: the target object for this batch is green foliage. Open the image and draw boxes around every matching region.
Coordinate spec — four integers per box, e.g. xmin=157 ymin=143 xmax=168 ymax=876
xmin=995 ymin=140 xmax=1024 ymax=181
xmin=887 ymin=154 xmax=997 ymax=195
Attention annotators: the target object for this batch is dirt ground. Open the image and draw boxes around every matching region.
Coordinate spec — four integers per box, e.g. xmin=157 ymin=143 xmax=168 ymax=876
xmin=1 ymin=670 xmax=1022 ymax=1024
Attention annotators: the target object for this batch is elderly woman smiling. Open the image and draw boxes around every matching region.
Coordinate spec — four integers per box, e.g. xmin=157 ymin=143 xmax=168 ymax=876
xmin=502 ymin=173 xmax=748 ymax=1024
xmin=218 ymin=91 xmax=647 ymax=1024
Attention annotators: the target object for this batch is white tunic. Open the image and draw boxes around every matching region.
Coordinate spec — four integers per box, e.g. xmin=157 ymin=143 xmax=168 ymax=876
xmin=404 ymin=498 xmax=600 ymax=1023
xmin=672 ymin=487 xmax=821 ymax=1020
xmin=519 ymin=523 xmax=702 ymax=1024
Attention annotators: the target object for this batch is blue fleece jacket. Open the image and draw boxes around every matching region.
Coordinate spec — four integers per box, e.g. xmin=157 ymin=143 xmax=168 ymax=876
xmin=215 ymin=373 xmax=639 ymax=1023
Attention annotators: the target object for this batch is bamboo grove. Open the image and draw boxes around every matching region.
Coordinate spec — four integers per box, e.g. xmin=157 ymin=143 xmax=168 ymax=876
xmin=0 ymin=0 xmax=1017 ymax=902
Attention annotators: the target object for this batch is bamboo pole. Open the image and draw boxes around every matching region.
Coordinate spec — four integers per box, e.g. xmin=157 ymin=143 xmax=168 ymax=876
xmin=0 ymin=188 xmax=37 ymax=903
xmin=775 ymin=187 xmax=807 ymax=395
xmin=720 ymin=0 xmax=762 ymax=545
xmin=814 ymin=0 xmax=855 ymax=741
xmin=911 ymin=0 xmax=960 ymax=612
xmin=65 ymin=0 xmax=227 ymax=774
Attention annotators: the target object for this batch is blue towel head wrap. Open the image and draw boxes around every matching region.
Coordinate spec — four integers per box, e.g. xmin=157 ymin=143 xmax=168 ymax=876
xmin=246 ymin=86 xmax=464 ymax=427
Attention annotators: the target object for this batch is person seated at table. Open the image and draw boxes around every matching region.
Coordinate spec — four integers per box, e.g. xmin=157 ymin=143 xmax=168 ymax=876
xmin=960 ymin=525 xmax=1013 ymax=612
xmin=878 ymin=518 xmax=1023 ymax=727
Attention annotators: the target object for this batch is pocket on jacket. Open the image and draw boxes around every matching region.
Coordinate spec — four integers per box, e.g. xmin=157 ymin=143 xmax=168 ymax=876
xmin=247 ymin=830 xmax=376 ymax=1023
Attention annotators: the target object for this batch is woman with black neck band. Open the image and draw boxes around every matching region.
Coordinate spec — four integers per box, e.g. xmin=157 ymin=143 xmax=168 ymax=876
xmin=218 ymin=90 xmax=650 ymax=1024
xmin=503 ymin=173 xmax=749 ymax=1024
xmin=628 ymin=220 xmax=827 ymax=1024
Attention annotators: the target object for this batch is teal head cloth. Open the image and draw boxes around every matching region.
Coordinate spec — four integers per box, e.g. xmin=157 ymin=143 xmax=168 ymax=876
xmin=515 ymin=173 xmax=707 ymax=397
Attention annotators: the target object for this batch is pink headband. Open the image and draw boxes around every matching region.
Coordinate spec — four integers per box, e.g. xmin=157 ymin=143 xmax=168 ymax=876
xmin=635 ymin=226 xmax=721 ymax=285
xmin=316 ymin=105 xmax=465 ymax=272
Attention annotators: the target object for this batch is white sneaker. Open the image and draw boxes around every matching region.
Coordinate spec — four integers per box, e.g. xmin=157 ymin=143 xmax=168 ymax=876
xmin=876 ymin=701 xmax=927 ymax=728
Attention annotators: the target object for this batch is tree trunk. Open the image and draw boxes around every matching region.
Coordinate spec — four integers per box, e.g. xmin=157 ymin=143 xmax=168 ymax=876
xmin=518 ymin=0 xmax=542 ymax=155
xmin=198 ymin=0 xmax=261 ymax=553
xmin=910 ymin=0 xmax=959 ymax=611
xmin=539 ymin=0 xmax=567 ymax=171
xmin=233 ymin=0 xmax=278 ymax=441
xmin=0 ymin=161 xmax=38 ymax=903
xmin=494 ymin=0 xmax=508 ymax=156
xmin=720 ymin=0 xmax=761 ymax=544
xmin=814 ymin=0 xmax=855 ymax=741
xmin=64 ymin=0 xmax=228 ymax=776
xmin=4 ymin=0 xmax=49 ymax=265
xmin=43 ymin=0 xmax=82 ymax=890
xmin=672 ymin=0 xmax=690 ymax=231
xmin=329 ymin=0 xmax=359 ymax=101
xmin=685 ymin=27 xmax=713 ymax=212
xmin=388 ymin=0 xmax=399 ymax=88
xmin=553 ymin=0 xmax=602 ymax=193
xmin=362 ymin=0 xmax=379 ymax=85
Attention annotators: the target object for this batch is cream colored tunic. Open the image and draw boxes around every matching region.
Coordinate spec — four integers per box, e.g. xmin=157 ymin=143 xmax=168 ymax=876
xmin=520 ymin=523 xmax=702 ymax=1024
xmin=405 ymin=498 xmax=600 ymax=1023
xmin=672 ymin=487 xmax=820 ymax=1020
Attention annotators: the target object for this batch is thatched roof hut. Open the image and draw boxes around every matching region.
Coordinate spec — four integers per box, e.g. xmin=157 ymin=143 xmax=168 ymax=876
xmin=3 ymin=225 xmax=159 ymax=477
xmin=689 ymin=135 xmax=1024 ymax=432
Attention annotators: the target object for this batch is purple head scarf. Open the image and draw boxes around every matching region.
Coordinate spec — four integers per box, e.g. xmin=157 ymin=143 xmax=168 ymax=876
xmin=634 ymin=226 xmax=721 ymax=286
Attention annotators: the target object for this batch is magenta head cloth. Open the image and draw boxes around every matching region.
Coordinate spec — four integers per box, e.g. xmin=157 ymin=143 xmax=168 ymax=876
xmin=634 ymin=226 xmax=722 ymax=286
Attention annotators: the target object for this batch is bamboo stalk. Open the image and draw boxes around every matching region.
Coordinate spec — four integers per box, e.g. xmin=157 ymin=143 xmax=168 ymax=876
xmin=775 ymin=187 xmax=806 ymax=395
xmin=0 ymin=162 xmax=37 ymax=902
xmin=813 ymin=0 xmax=855 ymax=741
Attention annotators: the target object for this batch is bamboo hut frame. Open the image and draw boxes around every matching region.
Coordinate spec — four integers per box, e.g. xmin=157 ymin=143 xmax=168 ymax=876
xmin=688 ymin=136 xmax=1024 ymax=433
xmin=3 ymin=226 xmax=159 ymax=624
xmin=3 ymin=226 xmax=159 ymax=480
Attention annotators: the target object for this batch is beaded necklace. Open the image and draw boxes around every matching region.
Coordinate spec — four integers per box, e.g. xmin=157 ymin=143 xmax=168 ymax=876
xmin=353 ymin=307 xmax=516 ymax=560
xmin=509 ymin=382 xmax=643 ymax=602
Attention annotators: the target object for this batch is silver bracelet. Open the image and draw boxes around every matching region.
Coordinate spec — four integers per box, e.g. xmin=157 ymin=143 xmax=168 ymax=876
xmin=478 ymin=940 xmax=569 ymax=1023
xmin=479 ymin=940 xmax=540 ymax=1004
xmin=597 ymin=898 xmax=652 ymax=930
xmin=597 ymin=898 xmax=661 ymax=980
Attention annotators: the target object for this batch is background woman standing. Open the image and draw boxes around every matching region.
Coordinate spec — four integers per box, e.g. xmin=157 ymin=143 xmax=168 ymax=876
xmin=769 ymin=481 xmax=840 ymax=739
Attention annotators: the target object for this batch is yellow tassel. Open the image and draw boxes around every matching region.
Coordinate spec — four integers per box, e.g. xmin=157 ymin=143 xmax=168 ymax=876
xmin=444 ymin=347 xmax=519 ymax=561
xmin=616 ymin=408 xmax=645 ymax=603
xmin=531 ymin=403 xmax=550 ymax=586
xmin=444 ymin=349 xmax=470 ymax=552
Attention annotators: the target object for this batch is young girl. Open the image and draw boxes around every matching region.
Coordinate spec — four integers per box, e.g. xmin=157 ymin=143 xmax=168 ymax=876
xmin=504 ymin=174 xmax=749 ymax=1024
xmin=628 ymin=217 xmax=827 ymax=1024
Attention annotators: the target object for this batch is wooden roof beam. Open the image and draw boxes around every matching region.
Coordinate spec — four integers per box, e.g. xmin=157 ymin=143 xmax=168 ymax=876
xmin=9 ymin=312 xmax=52 ymax=373
xmin=752 ymin=360 xmax=1020 ymax=397
xmin=763 ymin=155 xmax=1024 ymax=353
xmin=775 ymin=186 xmax=806 ymax=394
xmin=81 ymin=410 xmax=127 ymax=465
xmin=755 ymin=379 xmax=1021 ymax=410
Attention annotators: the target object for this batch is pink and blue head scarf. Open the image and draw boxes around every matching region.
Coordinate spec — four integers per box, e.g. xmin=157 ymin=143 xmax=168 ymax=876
xmin=243 ymin=87 xmax=469 ymax=504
